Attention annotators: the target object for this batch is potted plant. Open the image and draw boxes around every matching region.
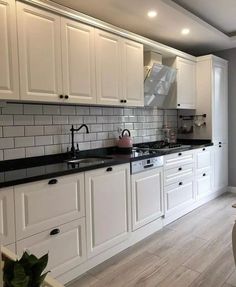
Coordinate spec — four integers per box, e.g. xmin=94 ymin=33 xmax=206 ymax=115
xmin=3 ymin=251 xmax=49 ymax=287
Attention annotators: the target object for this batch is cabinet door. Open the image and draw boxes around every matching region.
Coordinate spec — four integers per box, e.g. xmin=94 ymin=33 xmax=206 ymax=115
xmin=212 ymin=59 xmax=228 ymax=144
xmin=85 ymin=164 xmax=130 ymax=258
xmin=122 ymin=39 xmax=144 ymax=106
xmin=0 ymin=187 xmax=15 ymax=245
xmin=17 ymin=2 xmax=63 ymax=102
xmin=196 ymin=170 xmax=213 ymax=199
xmin=14 ymin=173 xmax=85 ymax=240
xmin=176 ymin=57 xmax=196 ymax=109
xmin=214 ymin=144 xmax=228 ymax=191
xmin=164 ymin=178 xmax=195 ymax=215
xmin=131 ymin=168 xmax=163 ymax=231
xmin=61 ymin=18 xmax=96 ymax=104
xmin=0 ymin=0 xmax=19 ymax=100
xmin=16 ymin=218 xmax=86 ymax=278
xmin=95 ymin=29 xmax=122 ymax=105
xmin=196 ymin=147 xmax=212 ymax=170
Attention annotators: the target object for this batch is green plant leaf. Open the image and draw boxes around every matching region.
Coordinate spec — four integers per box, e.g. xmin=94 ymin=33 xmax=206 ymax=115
xmin=11 ymin=263 xmax=29 ymax=287
xmin=32 ymin=253 xmax=48 ymax=279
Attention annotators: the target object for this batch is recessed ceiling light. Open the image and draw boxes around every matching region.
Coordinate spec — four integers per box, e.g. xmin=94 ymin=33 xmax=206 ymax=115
xmin=147 ymin=10 xmax=157 ymax=18
xmin=181 ymin=28 xmax=190 ymax=35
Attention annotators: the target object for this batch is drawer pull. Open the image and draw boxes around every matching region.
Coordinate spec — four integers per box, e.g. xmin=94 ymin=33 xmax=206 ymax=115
xmin=48 ymin=179 xmax=58 ymax=185
xmin=219 ymin=145 xmax=222 ymax=148
xmin=219 ymin=142 xmax=222 ymax=144
xmin=178 ymin=153 xmax=182 ymax=156
xmin=50 ymin=228 xmax=60 ymax=236
xmin=179 ymin=182 xmax=183 ymax=186
xmin=106 ymin=167 xmax=113 ymax=172
xmin=203 ymin=173 xmax=206 ymax=177
xmin=203 ymin=148 xmax=206 ymax=151
xmin=144 ymin=164 xmax=154 ymax=169
xmin=178 ymin=167 xmax=182 ymax=171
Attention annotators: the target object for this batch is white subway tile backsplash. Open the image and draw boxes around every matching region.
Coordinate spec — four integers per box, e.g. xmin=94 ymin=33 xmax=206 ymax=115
xmin=0 ymin=103 xmax=177 ymax=160
xmin=3 ymin=126 xmax=24 ymax=137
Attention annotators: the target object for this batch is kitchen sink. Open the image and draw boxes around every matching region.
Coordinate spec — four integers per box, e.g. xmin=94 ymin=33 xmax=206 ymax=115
xmin=66 ymin=156 xmax=113 ymax=165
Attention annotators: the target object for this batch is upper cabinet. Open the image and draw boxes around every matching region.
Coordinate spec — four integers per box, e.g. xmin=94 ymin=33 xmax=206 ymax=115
xmin=0 ymin=0 xmax=19 ymax=100
xmin=163 ymin=57 xmax=196 ymax=109
xmin=17 ymin=2 xmax=63 ymax=102
xmin=95 ymin=29 xmax=144 ymax=107
xmin=196 ymin=55 xmax=228 ymax=144
xmin=15 ymin=3 xmax=144 ymax=106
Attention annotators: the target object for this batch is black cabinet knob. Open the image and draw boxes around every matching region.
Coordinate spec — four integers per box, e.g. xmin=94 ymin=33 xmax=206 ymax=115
xmin=219 ymin=142 xmax=222 ymax=144
xmin=179 ymin=182 xmax=183 ymax=186
xmin=106 ymin=167 xmax=113 ymax=172
xmin=177 ymin=104 xmax=180 ymax=106
xmin=178 ymin=153 xmax=182 ymax=156
xmin=203 ymin=173 xmax=206 ymax=177
xmin=59 ymin=95 xmax=64 ymax=99
xmin=203 ymin=148 xmax=206 ymax=151
xmin=48 ymin=179 xmax=58 ymax=185
xmin=178 ymin=167 xmax=182 ymax=171
xmin=120 ymin=99 xmax=124 ymax=103
xmin=219 ymin=145 xmax=222 ymax=148
xmin=65 ymin=95 xmax=69 ymax=99
xmin=124 ymin=100 xmax=127 ymax=103
xmin=50 ymin=228 xmax=60 ymax=236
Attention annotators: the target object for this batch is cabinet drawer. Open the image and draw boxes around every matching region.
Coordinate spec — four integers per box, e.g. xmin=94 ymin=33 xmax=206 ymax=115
xmin=164 ymin=178 xmax=195 ymax=214
xmin=196 ymin=148 xmax=211 ymax=169
xmin=164 ymin=151 xmax=194 ymax=169
xmin=164 ymin=163 xmax=194 ymax=186
xmin=15 ymin=173 xmax=84 ymax=240
xmin=16 ymin=218 xmax=86 ymax=278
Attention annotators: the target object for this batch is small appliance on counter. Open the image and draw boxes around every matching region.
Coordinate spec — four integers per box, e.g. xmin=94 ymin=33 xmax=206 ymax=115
xmin=117 ymin=129 xmax=133 ymax=154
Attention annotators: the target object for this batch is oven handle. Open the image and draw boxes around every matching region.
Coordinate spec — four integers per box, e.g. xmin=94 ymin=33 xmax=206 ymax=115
xmin=144 ymin=164 xmax=154 ymax=169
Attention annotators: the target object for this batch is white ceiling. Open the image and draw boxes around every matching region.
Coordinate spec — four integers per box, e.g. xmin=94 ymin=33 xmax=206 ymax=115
xmin=50 ymin=0 xmax=236 ymax=55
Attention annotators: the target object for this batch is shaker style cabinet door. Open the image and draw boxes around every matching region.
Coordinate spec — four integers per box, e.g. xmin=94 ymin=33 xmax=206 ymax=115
xmin=0 ymin=0 xmax=19 ymax=100
xmin=17 ymin=2 xmax=63 ymax=102
xmin=214 ymin=144 xmax=228 ymax=191
xmin=95 ymin=29 xmax=123 ymax=106
xmin=61 ymin=18 xmax=96 ymax=104
xmin=85 ymin=164 xmax=130 ymax=258
xmin=122 ymin=39 xmax=144 ymax=106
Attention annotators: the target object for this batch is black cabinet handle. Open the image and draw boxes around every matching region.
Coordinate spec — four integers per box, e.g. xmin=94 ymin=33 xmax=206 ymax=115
xmin=203 ymin=148 xmax=206 ymax=151
xmin=178 ymin=153 xmax=182 ymax=156
xmin=65 ymin=95 xmax=69 ymax=99
xmin=178 ymin=167 xmax=182 ymax=171
xmin=59 ymin=95 xmax=64 ymax=99
xmin=179 ymin=182 xmax=183 ymax=186
xmin=124 ymin=100 xmax=127 ymax=103
xmin=106 ymin=167 xmax=113 ymax=172
xmin=50 ymin=228 xmax=60 ymax=236
xmin=219 ymin=145 xmax=222 ymax=148
xmin=177 ymin=104 xmax=180 ymax=106
xmin=203 ymin=173 xmax=206 ymax=177
xmin=120 ymin=99 xmax=124 ymax=103
xmin=219 ymin=142 xmax=222 ymax=144
xmin=48 ymin=179 xmax=58 ymax=185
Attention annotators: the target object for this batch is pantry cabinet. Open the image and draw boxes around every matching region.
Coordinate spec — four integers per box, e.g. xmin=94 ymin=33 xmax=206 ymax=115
xmin=0 ymin=187 xmax=15 ymax=245
xmin=0 ymin=0 xmax=19 ymax=100
xmin=163 ymin=57 xmax=196 ymax=109
xmin=17 ymin=2 xmax=63 ymax=102
xmin=85 ymin=164 xmax=130 ymax=258
xmin=213 ymin=143 xmax=228 ymax=191
xmin=61 ymin=18 xmax=96 ymax=104
xmin=131 ymin=168 xmax=163 ymax=231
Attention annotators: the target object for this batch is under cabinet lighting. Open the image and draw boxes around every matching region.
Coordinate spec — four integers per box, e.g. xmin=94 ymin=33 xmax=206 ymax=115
xmin=147 ymin=10 xmax=157 ymax=18
xmin=181 ymin=28 xmax=190 ymax=35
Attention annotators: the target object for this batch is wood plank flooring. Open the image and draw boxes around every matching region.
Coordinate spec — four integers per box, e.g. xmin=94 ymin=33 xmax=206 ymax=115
xmin=68 ymin=193 xmax=236 ymax=287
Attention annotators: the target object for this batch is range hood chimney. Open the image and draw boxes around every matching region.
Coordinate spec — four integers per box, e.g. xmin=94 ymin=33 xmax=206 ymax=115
xmin=144 ymin=51 xmax=176 ymax=107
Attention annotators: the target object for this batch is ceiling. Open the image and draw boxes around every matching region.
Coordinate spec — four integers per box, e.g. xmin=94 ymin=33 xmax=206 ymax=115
xmin=50 ymin=0 xmax=236 ymax=56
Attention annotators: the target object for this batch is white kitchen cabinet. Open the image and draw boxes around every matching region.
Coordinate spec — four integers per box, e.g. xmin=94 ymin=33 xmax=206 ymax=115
xmin=196 ymin=55 xmax=228 ymax=143
xmin=14 ymin=173 xmax=85 ymax=240
xmin=213 ymin=143 xmax=228 ymax=191
xmin=164 ymin=163 xmax=194 ymax=186
xmin=0 ymin=187 xmax=15 ymax=245
xmin=131 ymin=168 xmax=163 ymax=231
xmin=95 ymin=28 xmax=144 ymax=107
xmin=17 ymin=2 xmax=63 ymax=102
xmin=196 ymin=147 xmax=212 ymax=170
xmin=164 ymin=150 xmax=194 ymax=170
xmin=164 ymin=178 xmax=195 ymax=215
xmin=61 ymin=18 xmax=96 ymax=104
xmin=85 ymin=164 xmax=130 ymax=258
xmin=0 ymin=0 xmax=19 ymax=100
xmin=163 ymin=57 xmax=196 ymax=109
xmin=16 ymin=218 xmax=86 ymax=278
xmin=196 ymin=169 xmax=213 ymax=199
xmin=122 ymin=38 xmax=144 ymax=106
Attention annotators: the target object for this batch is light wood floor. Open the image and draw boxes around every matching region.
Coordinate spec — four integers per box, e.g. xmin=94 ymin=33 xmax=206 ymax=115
xmin=68 ymin=193 xmax=236 ymax=287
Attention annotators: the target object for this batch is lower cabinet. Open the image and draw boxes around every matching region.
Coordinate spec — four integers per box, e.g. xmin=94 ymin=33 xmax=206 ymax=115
xmin=214 ymin=144 xmax=228 ymax=191
xmin=164 ymin=178 xmax=195 ymax=215
xmin=16 ymin=218 xmax=86 ymax=278
xmin=196 ymin=169 xmax=213 ymax=199
xmin=131 ymin=167 xmax=163 ymax=231
xmin=0 ymin=187 xmax=15 ymax=245
xmin=85 ymin=164 xmax=130 ymax=258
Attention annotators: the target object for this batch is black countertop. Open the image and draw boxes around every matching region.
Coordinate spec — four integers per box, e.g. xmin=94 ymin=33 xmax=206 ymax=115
xmin=0 ymin=139 xmax=213 ymax=188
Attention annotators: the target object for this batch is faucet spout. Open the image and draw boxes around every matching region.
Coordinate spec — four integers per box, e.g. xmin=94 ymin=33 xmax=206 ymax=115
xmin=70 ymin=124 xmax=89 ymax=158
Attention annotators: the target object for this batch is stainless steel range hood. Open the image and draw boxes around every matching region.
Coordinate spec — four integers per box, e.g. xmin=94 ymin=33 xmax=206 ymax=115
xmin=144 ymin=52 xmax=176 ymax=107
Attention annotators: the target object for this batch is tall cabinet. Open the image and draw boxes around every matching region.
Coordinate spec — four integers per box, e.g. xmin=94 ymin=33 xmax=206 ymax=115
xmin=196 ymin=55 xmax=228 ymax=190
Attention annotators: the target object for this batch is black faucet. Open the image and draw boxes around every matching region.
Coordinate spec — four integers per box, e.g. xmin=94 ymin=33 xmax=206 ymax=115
xmin=70 ymin=124 xmax=89 ymax=158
